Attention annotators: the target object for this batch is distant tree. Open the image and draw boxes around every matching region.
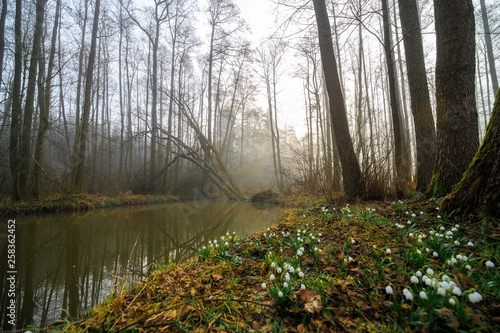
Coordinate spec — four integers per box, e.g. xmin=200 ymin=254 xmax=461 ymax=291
xmin=428 ymin=0 xmax=479 ymax=197
xmin=72 ymin=0 xmax=100 ymax=192
xmin=312 ymin=0 xmax=364 ymax=199
xmin=479 ymin=0 xmax=498 ymax=95
xmin=0 ymin=0 xmax=6 ymax=88
xmin=382 ymin=0 xmax=411 ymax=196
xmin=9 ymin=0 xmax=22 ymax=200
xmin=19 ymin=0 xmax=47 ymax=198
xmin=441 ymin=89 xmax=500 ymax=217
xmin=398 ymin=0 xmax=436 ymax=191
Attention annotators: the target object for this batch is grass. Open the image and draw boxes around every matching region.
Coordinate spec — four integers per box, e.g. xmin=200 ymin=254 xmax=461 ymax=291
xmin=0 ymin=193 xmax=179 ymax=216
xmin=58 ymin=196 xmax=499 ymax=332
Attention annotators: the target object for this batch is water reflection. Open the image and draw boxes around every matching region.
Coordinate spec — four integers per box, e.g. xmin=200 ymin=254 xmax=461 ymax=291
xmin=0 ymin=201 xmax=281 ymax=331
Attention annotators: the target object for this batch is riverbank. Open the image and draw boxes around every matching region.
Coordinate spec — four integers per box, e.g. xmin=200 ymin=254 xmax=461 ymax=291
xmin=60 ymin=197 xmax=499 ymax=332
xmin=0 ymin=193 xmax=179 ymax=217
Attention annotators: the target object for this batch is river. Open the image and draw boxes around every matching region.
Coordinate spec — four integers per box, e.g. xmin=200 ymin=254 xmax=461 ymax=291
xmin=0 ymin=200 xmax=282 ymax=331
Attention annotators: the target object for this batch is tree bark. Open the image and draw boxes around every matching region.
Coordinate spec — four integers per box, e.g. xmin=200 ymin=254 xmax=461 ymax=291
xmin=429 ymin=0 xmax=478 ymax=197
xmin=398 ymin=0 xmax=436 ymax=191
xmin=312 ymin=0 xmax=364 ymax=200
xmin=441 ymin=89 xmax=500 ymax=217
xmin=0 ymin=0 xmax=6 ymax=88
xmin=72 ymin=0 xmax=100 ymax=192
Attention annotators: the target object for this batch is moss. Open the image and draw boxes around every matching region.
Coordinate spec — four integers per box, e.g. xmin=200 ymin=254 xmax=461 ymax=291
xmin=427 ymin=172 xmax=448 ymax=198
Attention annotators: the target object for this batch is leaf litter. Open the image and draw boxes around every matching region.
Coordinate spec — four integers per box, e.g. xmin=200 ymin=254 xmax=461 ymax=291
xmin=61 ymin=197 xmax=499 ymax=332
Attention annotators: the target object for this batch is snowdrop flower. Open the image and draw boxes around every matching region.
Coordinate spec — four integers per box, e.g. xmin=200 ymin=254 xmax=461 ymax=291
xmin=417 ymin=250 xmax=422 ymax=255
xmin=385 ymin=286 xmax=393 ymax=294
xmin=318 ymin=233 xmax=322 ymax=237
xmin=409 ymin=233 xmax=414 ymax=237
xmin=301 ymin=284 xmax=306 ymax=290
xmin=426 ymin=248 xmax=431 ymax=253
xmin=386 ymin=248 xmax=392 ymax=254
xmin=468 ymin=242 xmax=474 ymax=247
xmin=418 ymin=239 xmax=423 ymax=243
xmin=225 ymin=242 xmax=228 ymax=246
xmin=214 ymin=240 xmax=217 ymax=244
xmin=451 ymin=227 xmax=457 ymax=232
xmin=261 ymin=283 xmax=267 ymax=289
xmin=437 ymin=215 xmax=442 ymax=219
xmin=351 ymin=239 xmax=356 ymax=244
xmin=277 ymin=267 xmax=282 ymax=274
xmin=412 ymin=213 xmax=416 ymax=218
xmin=446 ymin=231 xmax=453 ymax=236
xmin=407 ymin=220 xmax=412 ymax=224
xmin=289 ymin=266 xmax=295 ymax=273
xmin=451 ymin=258 xmax=458 ymax=265
xmin=300 ymin=247 xmax=305 ymax=252
xmin=436 ymin=207 xmax=439 ymax=211
xmin=449 ymin=298 xmax=456 ymax=305
xmin=410 ymin=276 xmax=419 ymax=284
xmin=420 ymin=211 xmax=424 ymax=215
xmin=429 ymin=230 xmax=435 ymax=235
xmin=278 ymin=291 xmax=284 ymax=298
xmin=454 ymin=240 xmax=460 ymax=245
xmin=406 ymin=211 xmax=409 ymax=215
xmin=426 ymin=268 xmax=434 ymax=275
xmin=215 ymin=244 xmax=219 ymax=248
xmin=285 ymin=273 xmax=291 ymax=281
xmin=297 ymin=250 xmax=303 ymax=256
xmin=452 ymin=287 xmax=462 ymax=296
xmin=270 ymin=274 xmax=275 ymax=281
xmin=416 ymin=270 xmax=422 ymax=277
xmin=485 ymin=261 xmax=495 ymax=268
xmin=468 ymin=292 xmax=483 ymax=303
xmin=403 ymin=289 xmax=414 ymax=301
xmin=440 ymin=226 xmax=445 ymax=231
xmin=441 ymin=282 xmax=451 ymax=291
xmin=419 ymin=291 xmax=428 ymax=299
xmin=465 ymin=264 xmax=472 ymax=270
xmin=298 ymin=271 xmax=304 ymax=278
xmin=422 ymin=275 xmax=429 ymax=283
xmin=433 ymin=252 xmax=438 ymax=257
xmin=283 ymin=282 xmax=288 ymax=288
xmin=314 ymin=247 xmax=318 ymax=252
xmin=271 ymin=262 xmax=276 ymax=268
xmin=348 ymin=256 xmax=354 ymax=262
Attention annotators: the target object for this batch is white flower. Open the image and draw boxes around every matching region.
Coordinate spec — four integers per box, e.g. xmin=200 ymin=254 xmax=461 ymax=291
xmin=449 ymin=298 xmax=456 ymax=305
xmin=416 ymin=270 xmax=422 ymax=277
xmin=314 ymin=247 xmax=318 ymax=252
xmin=270 ymin=274 xmax=275 ymax=281
xmin=433 ymin=252 xmax=438 ymax=257
xmin=441 ymin=282 xmax=451 ymax=291
xmin=283 ymin=282 xmax=288 ymax=288
xmin=440 ymin=226 xmax=445 ymax=231
xmin=468 ymin=292 xmax=483 ymax=303
xmin=442 ymin=275 xmax=450 ymax=281
xmin=411 ymin=276 xmax=419 ymax=284
xmin=373 ymin=245 xmax=377 ymax=249
xmin=285 ymin=273 xmax=291 ymax=281
xmin=437 ymin=287 xmax=446 ymax=296
xmin=418 ymin=239 xmax=423 ymax=243
xmin=386 ymin=249 xmax=392 ymax=254
xmin=214 ymin=240 xmax=217 ymax=244
xmin=277 ymin=267 xmax=282 ymax=274
xmin=278 ymin=291 xmax=284 ymax=298
xmin=429 ymin=230 xmax=435 ymax=235
xmin=225 ymin=242 xmax=228 ymax=246
xmin=289 ymin=266 xmax=295 ymax=273
xmin=300 ymin=247 xmax=305 ymax=252
xmin=299 ymin=272 xmax=304 ymax=278
xmin=465 ymin=264 xmax=472 ymax=270
xmin=407 ymin=221 xmax=412 ymax=224
xmin=436 ymin=207 xmax=439 ymax=211
xmin=419 ymin=291 xmax=428 ymax=299
xmin=420 ymin=211 xmax=424 ymax=215
xmin=386 ymin=286 xmax=393 ymax=294
xmin=485 ymin=261 xmax=495 ymax=268
xmin=454 ymin=240 xmax=460 ymax=245
xmin=318 ymin=233 xmax=322 ymax=237
xmin=297 ymin=250 xmax=303 ymax=256
xmin=412 ymin=214 xmax=416 ymax=218
xmin=351 ymin=239 xmax=356 ymax=244
xmin=437 ymin=215 xmax=442 ymax=219
xmin=426 ymin=248 xmax=431 ymax=253
xmin=422 ymin=275 xmax=429 ymax=283
xmin=452 ymin=287 xmax=462 ymax=296
xmin=261 ymin=283 xmax=267 ymax=289
xmin=348 ymin=256 xmax=354 ymax=262
xmin=301 ymin=284 xmax=306 ymax=290
xmin=468 ymin=242 xmax=474 ymax=247
xmin=403 ymin=289 xmax=414 ymax=301
xmin=426 ymin=268 xmax=434 ymax=275
xmin=409 ymin=233 xmax=414 ymax=237
xmin=271 ymin=262 xmax=276 ymax=268
xmin=451 ymin=258 xmax=457 ymax=265
xmin=417 ymin=250 xmax=422 ymax=255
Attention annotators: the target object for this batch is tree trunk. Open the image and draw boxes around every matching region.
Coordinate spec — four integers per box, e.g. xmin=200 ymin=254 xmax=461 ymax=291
xmin=0 ymin=0 xmax=7 ymax=88
xmin=382 ymin=0 xmax=411 ymax=196
xmin=312 ymin=0 xmax=364 ymax=200
xmin=9 ymin=0 xmax=22 ymax=200
xmin=19 ymin=0 xmax=47 ymax=198
xmin=441 ymin=89 xmax=500 ymax=217
xmin=72 ymin=0 xmax=100 ymax=192
xmin=479 ymin=0 xmax=498 ymax=95
xmin=398 ymin=0 xmax=436 ymax=191
xmin=428 ymin=0 xmax=478 ymax=197
xmin=32 ymin=0 xmax=61 ymax=198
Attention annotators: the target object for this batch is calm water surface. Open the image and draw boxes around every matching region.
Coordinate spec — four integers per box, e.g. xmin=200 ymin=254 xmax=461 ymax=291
xmin=0 ymin=200 xmax=282 ymax=331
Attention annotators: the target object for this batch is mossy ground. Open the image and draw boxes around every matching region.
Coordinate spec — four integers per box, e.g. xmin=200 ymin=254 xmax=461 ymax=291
xmin=59 ymin=196 xmax=499 ymax=332
xmin=0 ymin=193 xmax=178 ymax=217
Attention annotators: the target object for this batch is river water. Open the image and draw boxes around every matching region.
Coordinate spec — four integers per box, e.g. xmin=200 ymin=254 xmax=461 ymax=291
xmin=0 ymin=200 xmax=282 ymax=331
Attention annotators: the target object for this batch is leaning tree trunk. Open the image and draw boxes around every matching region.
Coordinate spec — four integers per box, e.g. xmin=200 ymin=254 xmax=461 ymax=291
xmin=441 ymin=89 xmax=500 ymax=217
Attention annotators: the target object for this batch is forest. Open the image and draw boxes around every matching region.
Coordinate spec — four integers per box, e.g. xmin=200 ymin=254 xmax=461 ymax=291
xmin=1 ymin=0 xmax=500 ymax=331
xmin=0 ymin=0 xmax=499 ymax=213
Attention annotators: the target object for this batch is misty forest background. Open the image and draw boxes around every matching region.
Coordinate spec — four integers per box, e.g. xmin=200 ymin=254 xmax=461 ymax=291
xmin=0 ymin=0 xmax=499 ymax=201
